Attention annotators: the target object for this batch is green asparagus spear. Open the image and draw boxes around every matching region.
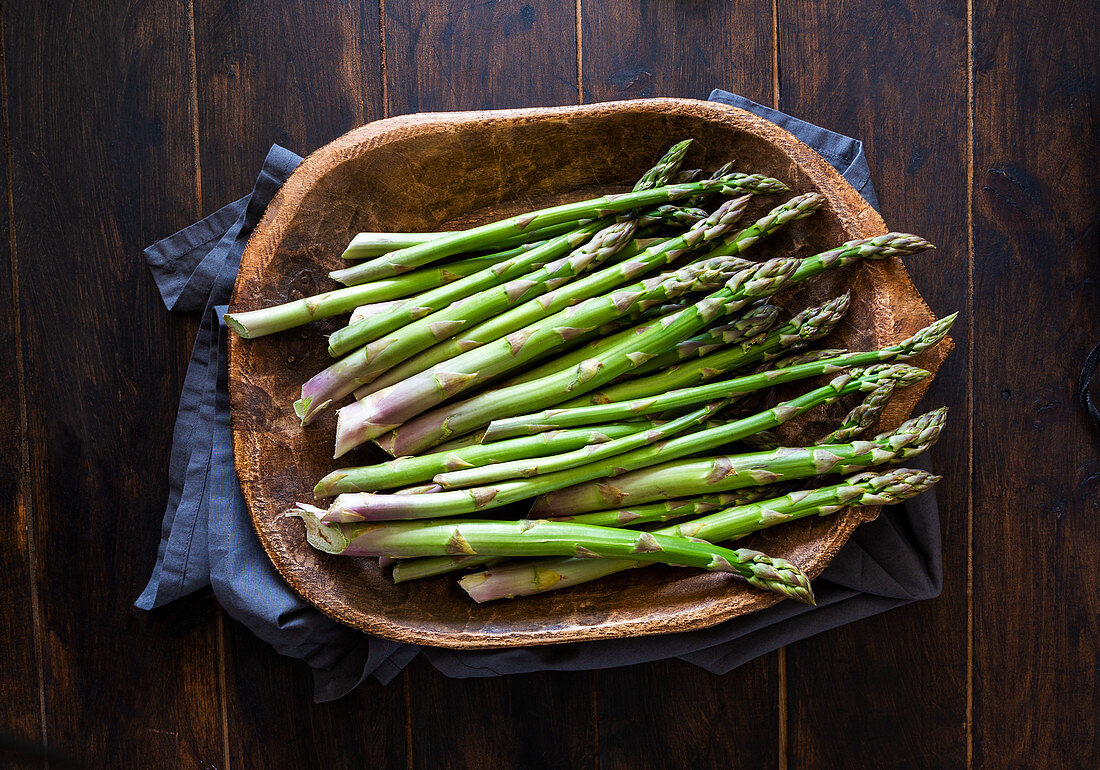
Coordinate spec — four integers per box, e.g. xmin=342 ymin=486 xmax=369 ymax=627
xmin=530 ymin=408 xmax=945 ymax=515
xmin=503 ymin=301 xmax=780 ymax=389
xmin=480 ymin=314 xmax=954 ymax=441
xmin=223 ymin=250 xmax=522 ymax=339
xmin=461 ymin=467 xmax=939 ymax=600
xmin=321 ymin=371 xmax=937 ymax=522
xmin=376 ymin=259 xmax=801 ymax=457
xmin=433 ymin=400 xmax=727 ymax=489
xmin=336 ymin=255 xmax=758 ymax=457
xmin=340 ymin=196 xmax=756 ymax=397
xmin=330 ymin=173 xmax=788 ymax=284
xmin=562 ymin=293 xmax=850 ymax=408
xmin=312 ymin=422 xmax=651 ymax=496
xmin=385 ymin=488 xmax=788 ymax=582
xmin=288 ymin=506 xmax=815 ymax=605
xmin=339 ymin=220 xmax=581 ymax=261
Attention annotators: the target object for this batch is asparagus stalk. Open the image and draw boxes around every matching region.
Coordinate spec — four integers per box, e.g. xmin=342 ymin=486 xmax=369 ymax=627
xmin=340 ymin=203 xmax=686 ymax=269
xmin=434 ymin=362 xmax=925 ymax=491
xmin=433 ymin=400 xmax=728 ymax=489
xmin=340 ymin=220 xmax=581 ymax=261
xmin=336 ymin=255 xmax=760 ymax=457
xmin=624 ymin=301 xmax=782 ymax=376
xmin=288 ymin=507 xmax=815 ymax=605
xmin=341 ymin=196 xmax=756 ymax=396
xmin=686 ymin=161 xmax=736 ymax=206
xmin=348 ymin=300 xmax=407 ymax=324
xmin=462 ymin=467 xmax=939 ymax=600
xmin=331 ymin=173 xmax=788 ymax=285
xmin=704 ymin=191 xmax=825 ymax=258
xmin=388 ymin=488 xmax=795 ymax=583
xmin=504 ymin=301 xmax=780 ymax=389
xmin=817 ymin=380 xmax=898 ymax=444
xmin=375 ymin=258 xmax=800 ymax=457
xmin=722 ymin=231 xmax=934 ymax=285
xmin=222 ymin=251 xmax=519 ymax=339
xmin=312 ymin=422 xmax=651 ymax=497
xmin=481 ymin=314 xmax=954 ymax=441
xmin=564 ymin=293 xmax=851 ymax=409
xmin=631 ymin=139 xmax=694 ymax=190
xmin=321 ymin=370 xmax=936 ymax=522
xmin=635 ymin=205 xmax=709 ymax=227
xmin=294 ymin=226 xmax=607 ymax=424
xmin=529 ymin=407 xmax=946 ymax=516
xmin=327 ymin=221 xmax=608 ymax=357
xmin=321 ymin=216 xmax=642 ymax=413
xmin=349 ymin=237 xmax=669 ymax=400
xmin=556 ymin=488 xmax=781 ymax=526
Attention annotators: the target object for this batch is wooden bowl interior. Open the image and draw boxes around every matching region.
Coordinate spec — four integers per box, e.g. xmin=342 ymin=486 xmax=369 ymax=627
xmin=230 ymin=101 xmax=945 ymax=648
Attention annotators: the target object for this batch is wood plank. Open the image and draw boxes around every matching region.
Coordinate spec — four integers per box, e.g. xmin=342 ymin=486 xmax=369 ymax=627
xmin=581 ymin=3 xmax=781 ymax=766
xmin=407 ymin=656 xmax=595 ymax=769
xmin=3 ymin=0 xmax=223 ymax=765
xmin=384 ymin=3 xmax=597 ymax=765
xmin=580 ymin=0 xmax=774 ymax=105
xmin=0 ymin=12 xmax=42 ymax=764
xmin=776 ymin=1 xmax=970 ymax=766
xmin=384 ymin=0 xmax=578 ymax=113
xmin=191 ymin=2 xmax=407 ymax=766
xmin=597 ymin=657 xmax=779 ymax=768
xmin=222 ymin=623 xmax=406 ymax=769
xmin=194 ymin=0 xmax=383 ymax=197
xmin=971 ymin=0 xmax=1099 ymax=765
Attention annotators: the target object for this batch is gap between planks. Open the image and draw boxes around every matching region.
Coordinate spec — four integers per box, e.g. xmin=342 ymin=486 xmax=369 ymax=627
xmin=379 ymin=0 xmax=389 ymax=117
xmin=574 ymin=0 xmax=583 ymax=104
xmin=964 ymin=0 xmax=975 ymax=767
xmin=186 ymin=2 xmax=227 ymax=765
xmin=187 ymin=0 xmax=202 ymax=211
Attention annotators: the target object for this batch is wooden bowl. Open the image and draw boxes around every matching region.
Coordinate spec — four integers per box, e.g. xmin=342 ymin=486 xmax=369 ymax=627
xmin=229 ymin=98 xmax=950 ymax=649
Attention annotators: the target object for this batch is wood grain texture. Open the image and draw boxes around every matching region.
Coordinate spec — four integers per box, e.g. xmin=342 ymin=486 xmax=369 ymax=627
xmin=0 ymin=14 xmax=42 ymax=762
xmin=223 ymin=625 xmax=406 ymax=769
xmin=776 ymin=1 xmax=971 ymax=766
xmin=191 ymin=2 xmax=406 ymax=767
xmin=3 ymin=0 xmax=223 ymax=765
xmin=971 ymin=0 xmax=1099 ymax=765
xmin=580 ymin=0 xmax=774 ymax=105
xmin=385 ymin=0 xmax=578 ymax=114
xmin=407 ymin=656 xmax=594 ymax=769
xmin=228 ymin=99 xmax=947 ymax=648
xmin=598 ymin=657 xmax=779 ymax=768
xmin=581 ymin=3 xmax=782 ymax=764
xmin=193 ymin=0 xmax=383 ymax=197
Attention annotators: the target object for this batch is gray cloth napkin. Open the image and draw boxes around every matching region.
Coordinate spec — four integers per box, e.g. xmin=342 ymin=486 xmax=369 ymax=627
xmin=136 ymin=91 xmax=941 ymax=700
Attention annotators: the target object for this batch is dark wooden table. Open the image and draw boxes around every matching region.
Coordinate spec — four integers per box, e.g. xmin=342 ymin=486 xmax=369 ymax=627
xmin=2 ymin=1 xmax=1096 ymax=767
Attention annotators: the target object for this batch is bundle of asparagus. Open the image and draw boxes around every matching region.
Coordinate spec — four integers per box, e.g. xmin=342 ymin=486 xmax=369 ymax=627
xmin=226 ymin=140 xmax=955 ymax=609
